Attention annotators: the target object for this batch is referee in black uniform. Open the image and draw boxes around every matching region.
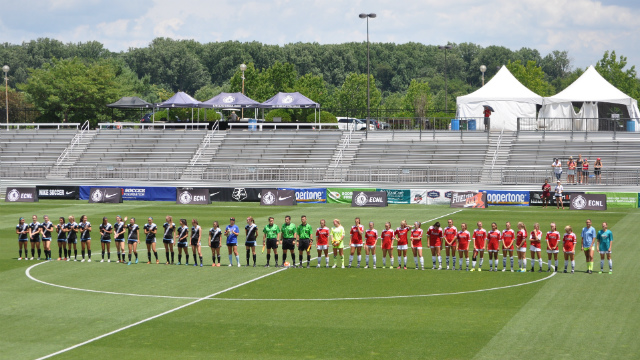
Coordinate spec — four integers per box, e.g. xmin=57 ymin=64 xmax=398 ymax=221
xmin=245 ymin=216 xmax=258 ymax=267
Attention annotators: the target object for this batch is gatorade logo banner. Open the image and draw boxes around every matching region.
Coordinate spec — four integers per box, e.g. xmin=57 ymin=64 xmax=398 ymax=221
xmin=450 ymin=191 xmax=487 ymax=208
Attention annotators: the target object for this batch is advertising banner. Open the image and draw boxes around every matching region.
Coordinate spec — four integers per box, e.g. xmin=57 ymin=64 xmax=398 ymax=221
xmin=449 ymin=191 xmax=487 ymax=208
xmin=261 ymin=189 xmax=297 ymax=206
xmin=36 ymin=185 xmax=79 ymax=200
xmin=327 ymin=188 xmax=375 ymax=204
xmin=480 ymin=190 xmax=530 ymax=206
xmin=586 ymin=192 xmax=637 ymax=208
xmin=80 ymin=186 xmax=175 ymax=201
xmin=5 ymin=187 xmax=38 ymax=202
xmin=411 ymin=189 xmax=455 ymax=205
xmin=88 ymin=188 xmax=123 ymax=203
xmin=176 ymin=188 xmax=210 ymax=205
xmin=570 ymin=194 xmax=607 ymax=210
xmin=376 ymin=189 xmax=410 ymax=204
xmin=351 ymin=191 xmax=388 ymax=207
xmin=278 ymin=188 xmax=327 ymax=203
xmin=529 ymin=191 xmax=583 ymax=207
xmin=209 ymin=187 xmax=263 ymax=202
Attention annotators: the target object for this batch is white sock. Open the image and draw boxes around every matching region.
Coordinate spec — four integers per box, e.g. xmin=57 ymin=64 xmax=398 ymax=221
xmin=403 ymin=257 xmax=407 ymax=266
xmin=432 ymin=256 xmax=436 ymax=266
xmin=349 ymin=255 xmax=353 ymax=265
xmin=548 ymin=260 xmax=552 ymax=269
xmin=489 ymin=259 xmax=493 ymax=268
xmin=419 ymin=257 xmax=424 ymax=268
xmin=531 ymin=258 xmax=535 ymax=268
xmin=600 ymin=260 xmax=604 ymax=270
xmin=524 ymin=258 xmax=527 ymax=267
xmin=472 ymin=260 xmax=476 ymax=268
xmin=554 ymin=259 xmax=558 ymax=269
xmin=609 ymin=259 xmax=612 ymax=270
xmin=453 ymin=256 xmax=456 ymax=267
xmin=446 ymin=256 xmax=450 ymax=266
xmin=383 ymin=257 xmax=387 ymax=266
xmin=373 ymin=256 xmax=376 ymax=267
xmin=503 ymin=257 xmax=506 ymax=267
xmin=365 ymin=255 xmax=369 ymax=265
xmin=235 ymin=255 xmax=239 ymax=264
xmin=459 ymin=258 xmax=463 ymax=267
xmin=466 ymin=258 xmax=469 ymax=268
xmin=326 ymin=256 xmax=330 ymax=266
xmin=229 ymin=254 xmax=233 ymax=264
xmin=357 ymin=255 xmax=361 ymax=265
xmin=510 ymin=257 xmax=514 ymax=268
xmin=564 ymin=261 xmax=568 ymax=270
xmin=479 ymin=258 xmax=484 ymax=267
xmin=518 ymin=259 xmax=522 ymax=268
xmin=437 ymin=256 xmax=442 ymax=266
xmin=391 ymin=257 xmax=394 ymax=266
xmin=538 ymin=258 xmax=543 ymax=268
xmin=571 ymin=260 xmax=575 ymax=270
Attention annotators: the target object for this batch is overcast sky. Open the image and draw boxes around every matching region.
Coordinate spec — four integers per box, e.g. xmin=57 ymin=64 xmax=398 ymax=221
xmin=3 ymin=0 xmax=640 ymax=71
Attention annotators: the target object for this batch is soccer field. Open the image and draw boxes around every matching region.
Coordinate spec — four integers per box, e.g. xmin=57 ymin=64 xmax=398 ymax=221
xmin=2 ymin=200 xmax=639 ymax=359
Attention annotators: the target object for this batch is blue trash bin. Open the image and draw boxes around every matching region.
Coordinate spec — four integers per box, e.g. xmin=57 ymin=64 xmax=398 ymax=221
xmin=627 ymin=120 xmax=636 ymax=132
xmin=248 ymin=118 xmax=257 ymax=131
xmin=468 ymin=119 xmax=477 ymax=131
xmin=450 ymin=119 xmax=460 ymax=130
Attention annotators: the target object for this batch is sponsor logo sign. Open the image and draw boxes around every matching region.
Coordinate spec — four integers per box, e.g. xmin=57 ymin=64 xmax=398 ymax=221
xmin=278 ymin=188 xmax=327 ymax=203
xmin=5 ymin=187 xmax=39 ymax=202
xmin=529 ymin=191 xmax=583 ymax=207
xmin=570 ymin=194 xmax=607 ymax=211
xmin=176 ymin=188 xmax=210 ymax=205
xmin=480 ymin=190 xmax=530 ymax=206
xmin=450 ymin=191 xmax=487 ymax=208
xmin=586 ymin=192 xmax=637 ymax=208
xmin=36 ymin=186 xmax=79 ymax=199
xmin=260 ymin=189 xmax=297 ymax=206
xmin=208 ymin=188 xmax=263 ymax=202
xmin=376 ymin=189 xmax=410 ymax=204
xmin=411 ymin=189 xmax=457 ymax=205
xmin=88 ymin=187 xmax=122 ymax=203
xmin=327 ymin=188 xmax=375 ymax=204
xmin=351 ymin=191 xmax=388 ymax=207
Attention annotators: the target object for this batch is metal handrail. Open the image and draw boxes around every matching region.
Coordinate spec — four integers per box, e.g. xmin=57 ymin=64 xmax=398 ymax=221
xmin=97 ymin=122 xmax=209 ymax=130
xmin=333 ymin=124 xmax=355 ymax=168
xmin=227 ymin=122 xmax=340 ymax=131
xmin=0 ymin=123 xmax=81 ymax=130
xmin=189 ymin=121 xmax=218 ymax=166
xmin=56 ymin=120 xmax=89 ymax=165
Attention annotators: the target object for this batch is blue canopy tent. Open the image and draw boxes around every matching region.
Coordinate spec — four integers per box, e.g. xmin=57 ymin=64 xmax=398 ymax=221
xmin=260 ymin=92 xmax=321 ymax=124
xmin=199 ymin=92 xmax=262 ymax=121
xmin=155 ymin=91 xmax=202 ymax=123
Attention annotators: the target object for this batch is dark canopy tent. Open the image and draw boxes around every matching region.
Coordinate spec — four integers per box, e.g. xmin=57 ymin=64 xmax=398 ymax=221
xmin=155 ymin=91 xmax=202 ymax=123
xmin=106 ymin=96 xmax=153 ymax=122
xmin=260 ymin=92 xmax=321 ymax=124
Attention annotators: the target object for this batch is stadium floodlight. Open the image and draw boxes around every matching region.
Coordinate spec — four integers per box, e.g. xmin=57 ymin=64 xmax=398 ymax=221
xmin=480 ymin=65 xmax=487 ymax=86
xmin=359 ymin=13 xmax=376 ymax=138
xmin=240 ymin=63 xmax=247 ymax=118
xmin=3 ymin=65 xmax=8 ymax=126
xmin=438 ymin=45 xmax=453 ymax=112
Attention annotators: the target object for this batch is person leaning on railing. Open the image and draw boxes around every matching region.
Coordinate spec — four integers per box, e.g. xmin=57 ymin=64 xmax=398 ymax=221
xmin=567 ymin=157 xmax=576 ymax=185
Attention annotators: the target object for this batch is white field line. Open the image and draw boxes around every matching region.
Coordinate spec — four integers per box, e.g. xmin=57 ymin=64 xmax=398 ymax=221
xmin=34 ymin=266 xmax=288 ymax=360
xmin=421 ymin=209 xmax=463 ymax=224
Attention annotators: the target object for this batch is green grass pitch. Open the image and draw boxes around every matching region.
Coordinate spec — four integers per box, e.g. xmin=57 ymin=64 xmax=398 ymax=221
xmin=1 ymin=200 xmax=639 ymax=359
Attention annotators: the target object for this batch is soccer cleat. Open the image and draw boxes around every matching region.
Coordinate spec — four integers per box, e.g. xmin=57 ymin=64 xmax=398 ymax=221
xmin=156 ymin=259 xmax=160 ymax=264
xmin=373 ymin=265 xmax=376 ymax=269
xmin=31 ymin=257 xmax=35 ymax=260
xmin=166 ymin=262 xmax=170 ymax=265
xmin=177 ymin=262 xmax=182 ymax=265
xmin=200 ymin=263 xmax=203 ymax=267
xmin=100 ymin=259 xmax=104 ymax=263
xmin=147 ymin=261 xmax=151 ymax=264
xmin=348 ymin=265 xmax=351 ymax=268
xmin=108 ymin=259 xmax=111 ymax=263
xmin=87 ymin=259 xmax=91 ymax=262
xmin=609 ymin=271 xmax=612 ymax=274
xmin=135 ymin=258 xmax=138 ymax=264
xmin=547 ymin=269 xmax=551 ymax=272
xmin=563 ymin=269 xmax=568 ymax=273
xmin=57 ymin=257 xmax=61 ymax=261
xmin=18 ymin=257 xmax=22 ymax=260
xmin=454 ymin=267 xmax=457 ymax=271
xmin=37 ymin=257 xmax=41 ymax=260
xmin=127 ymin=261 xmax=131 ymax=265
xmin=403 ymin=266 xmax=407 ymax=270
xmin=194 ymin=264 xmax=198 ymax=267
xmin=81 ymin=259 xmax=85 ymax=262
xmin=316 ymin=265 xmax=320 ymax=268
xmin=531 ymin=267 xmax=534 ymax=272
xmin=364 ymin=265 xmax=369 ymax=269
xmin=415 ymin=266 xmax=419 ymax=270
xmin=510 ymin=269 xmax=514 ymax=272
xmin=470 ymin=268 xmax=476 ymax=272
xmin=237 ymin=263 xmax=241 ymax=267
xmin=185 ymin=263 xmax=189 ymax=266
xmin=599 ymin=271 xmax=603 ymax=274
xmin=478 ymin=268 xmax=482 ymax=272
xmin=571 ymin=270 xmax=574 ymax=274
xmin=213 ymin=264 xmax=216 ymax=267
xmin=502 ymin=268 xmax=506 ymax=272
xmin=332 ymin=265 xmax=337 ymax=268
xmin=538 ymin=269 xmax=543 ymax=273
xmin=432 ymin=266 xmax=436 ymax=270
xmin=438 ymin=266 xmax=442 ymax=270
xmin=398 ymin=266 xmax=402 ymax=269
xmin=446 ymin=266 xmax=450 ymax=270
xmin=216 ymin=263 xmax=220 ymax=267
xmin=66 ymin=258 xmax=70 ymax=261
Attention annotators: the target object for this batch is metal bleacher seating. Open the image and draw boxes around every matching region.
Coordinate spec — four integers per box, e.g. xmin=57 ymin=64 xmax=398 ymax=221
xmin=209 ymin=131 xmax=342 ymax=167
xmin=0 ymin=129 xmax=76 ymax=165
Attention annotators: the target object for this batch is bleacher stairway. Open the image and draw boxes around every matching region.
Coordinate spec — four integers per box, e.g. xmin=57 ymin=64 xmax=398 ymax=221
xmin=323 ymin=131 xmax=365 ymax=182
xmin=480 ymin=131 xmax=516 ymax=183
xmin=181 ymin=131 xmax=227 ymax=180
xmin=47 ymin=130 xmax=98 ymax=179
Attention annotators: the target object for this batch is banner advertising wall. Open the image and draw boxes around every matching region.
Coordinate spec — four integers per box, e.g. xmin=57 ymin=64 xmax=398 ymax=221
xmin=36 ymin=185 xmax=79 ymax=200
xmin=586 ymin=192 xmax=637 ymax=208
xmin=480 ymin=190 xmax=530 ymax=206
xmin=209 ymin=187 xmax=263 ymax=202
xmin=261 ymin=189 xmax=297 ymax=206
xmin=376 ymin=189 xmax=410 ymax=204
xmin=278 ymin=188 xmax=326 ymax=203
xmin=529 ymin=191 xmax=583 ymax=207
xmin=450 ymin=191 xmax=487 ymax=208
xmin=176 ymin=188 xmax=210 ymax=205
xmin=410 ymin=189 xmax=455 ymax=205
xmin=570 ymin=194 xmax=607 ymax=210
xmin=88 ymin=188 xmax=123 ymax=203
xmin=327 ymin=188 xmax=375 ymax=204
xmin=351 ymin=191 xmax=388 ymax=207
xmin=5 ymin=187 xmax=38 ymax=202
xmin=80 ymin=186 xmax=175 ymax=201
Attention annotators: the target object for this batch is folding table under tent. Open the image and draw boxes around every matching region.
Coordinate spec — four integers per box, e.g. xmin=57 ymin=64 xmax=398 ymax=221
xmin=155 ymin=91 xmax=202 ymax=123
xmin=456 ymin=66 xmax=543 ymax=131
xmin=539 ymin=65 xmax=640 ymax=132
xmin=260 ymin=92 xmax=321 ymax=124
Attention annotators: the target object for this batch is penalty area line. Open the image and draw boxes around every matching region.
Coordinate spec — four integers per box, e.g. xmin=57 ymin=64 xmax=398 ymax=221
xmin=34 ymin=266 xmax=288 ymax=360
xmin=421 ymin=209 xmax=463 ymax=224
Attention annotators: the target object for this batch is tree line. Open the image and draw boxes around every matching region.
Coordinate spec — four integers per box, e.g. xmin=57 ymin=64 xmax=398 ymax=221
xmin=0 ymin=37 xmax=638 ymax=124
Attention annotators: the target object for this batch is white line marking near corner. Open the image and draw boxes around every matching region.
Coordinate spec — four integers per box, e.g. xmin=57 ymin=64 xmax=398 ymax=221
xmin=421 ymin=209 xmax=463 ymax=224
xmin=34 ymin=266 xmax=288 ymax=360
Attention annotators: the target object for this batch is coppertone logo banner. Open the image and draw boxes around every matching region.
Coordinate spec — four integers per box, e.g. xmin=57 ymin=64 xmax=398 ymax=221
xmin=351 ymin=191 xmax=387 ymax=207
xmin=5 ymin=187 xmax=39 ymax=202
xmin=278 ymin=188 xmax=326 ymax=203
xmin=480 ymin=190 xmax=529 ymax=206
xmin=570 ymin=194 xmax=607 ymax=210
xmin=449 ymin=191 xmax=487 ymax=208
xmin=260 ymin=189 xmax=297 ymax=206
xmin=176 ymin=188 xmax=210 ymax=205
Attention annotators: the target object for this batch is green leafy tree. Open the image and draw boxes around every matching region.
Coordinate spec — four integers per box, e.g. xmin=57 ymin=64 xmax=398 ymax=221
xmin=506 ymin=60 xmax=555 ymax=96
xmin=307 ymin=110 xmax=336 ymax=123
xmin=229 ymin=62 xmax=273 ymax=102
xmin=336 ymin=73 xmax=381 ymax=117
xmin=596 ymin=50 xmax=640 ymax=99
xmin=262 ymin=61 xmax=297 ymax=93
xmin=404 ymin=79 xmax=431 ymax=117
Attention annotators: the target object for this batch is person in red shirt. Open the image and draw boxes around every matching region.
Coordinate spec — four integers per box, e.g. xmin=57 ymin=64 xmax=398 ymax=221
xmin=380 ymin=222 xmax=395 ymax=268
xmin=542 ymin=179 xmax=552 ymax=208
xmin=546 ymin=223 xmax=561 ymax=273
xmin=315 ymin=219 xmax=330 ymax=268
xmin=427 ymin=221 xmax=444 ymax=269
xmin=516 ymin=222 xmax=528 ymax=272
xmin=348 ymin=217 xmax=364 ymax=268
xmin=411 ymin=222 xmax=425 ymax=270
xmin=471 ymin=222 xmax=487 ymax=271
xmin=530 ymin=223 xmax=543 ymax=272
xmin=394 ymin=220 xmax=410 ymax=269
xmin=443 ymin=219 xmax=458 ymax=270
xmin=501 ymin=222 xmax=516 ymax=272
xmin=562 ymin=225 xmax=577 ymax=273
xmin=364 ymin=222 xmax=378 ymax=269
xmin=456 ymin=223 xmax=471 ymax=271
xmin=487 ymin=222 xmax=501 ymax=272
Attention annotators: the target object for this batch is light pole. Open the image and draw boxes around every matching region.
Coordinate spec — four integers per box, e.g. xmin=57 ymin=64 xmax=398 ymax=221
xmin=240 ymin=63 xmax=247 ymax=119
xmin=359 ymin=13 xmax=376 ymax=138
xmin=480 ymin=65 xmax=487 ymax=86
xmin=438 ymin=45 xmax=453 ymax=113
xmin=3 ymin=65 xmax=8 ymax=126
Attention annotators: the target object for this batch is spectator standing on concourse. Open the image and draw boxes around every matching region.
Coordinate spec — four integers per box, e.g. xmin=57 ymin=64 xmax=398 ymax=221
xmin=594 ymin=158 xmax=603 ymax=185
xmin=567 ymin=156 xmax=576 ymax=185
xmin=582 ymin=158 xmax=590 ymax=185
xmin=542 ymin=179 xmax=552 ymax=208
xmin=552 ymin=158 xmax=563 ymax=182
xmin=576 ymin=155 xmax=583 ymax=184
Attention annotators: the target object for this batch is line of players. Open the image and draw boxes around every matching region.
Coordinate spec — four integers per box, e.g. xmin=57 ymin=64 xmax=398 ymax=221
xmin=15 ymin=215 xmax=614 ymax=273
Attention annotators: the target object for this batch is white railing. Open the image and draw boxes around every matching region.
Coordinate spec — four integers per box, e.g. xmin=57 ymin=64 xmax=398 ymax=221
xmin=56 ymin=120 xmax=89 ymax=165
xmin=97 ymin=122 xmax=209 ymax=130
xmin=0 ymin=123 xmax=81 ymax=130
xmin=227 ymin=122 xmax=340 ymax=131
xmin=333 ymin=124 xmax=355 ymax=168
xmin=490 ymin=128 xmax=504 ymax=172
xmin=189 ymin=121 xmax=219 ymax=166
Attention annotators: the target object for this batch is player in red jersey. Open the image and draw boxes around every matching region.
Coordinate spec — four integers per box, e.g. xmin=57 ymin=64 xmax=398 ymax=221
xmin=315 ymin=219 xmax=330 ymax=268
xmin=443 ymin=219 xmax=457 ymax=270
xmin=546 ymin=223 xmax=561 ymax=272
xmin=562 ymin=225 xmax=577 ymax=273
xmin=516 ymin=222 xmax=528 ymax=272
xmin=501 ymin=222 xmax=516 ymax=272
xmin=411 ymin=222 xmax=425 ymax=270
xmin=395 ymin=220 xmax=410 ymax=269
xmin=348 ymin=217 xmax=364 ymax=268
xmin=427 ymin=221 xmax=444 ymax=269
xmin=487 ymin=222 xmax=501 ymax=272
xmin=364 ymin=222 xmax=378 ymax=269
xmin=380 ymin=222 xmax=395 ymax=268
xmin=530 ymin=223 xmax=543 ymax=272
xmin=456 ymin=223 xmax=471 ymax=271
xmin=471 ymin=222 xmax=487 ymax=271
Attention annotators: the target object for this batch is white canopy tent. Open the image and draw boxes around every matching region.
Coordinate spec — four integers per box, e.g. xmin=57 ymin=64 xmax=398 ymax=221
xmin=456 ymin=66 xmax=543 ymax=131
xmin=539 ymin=65 xmax=640 ymax=131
